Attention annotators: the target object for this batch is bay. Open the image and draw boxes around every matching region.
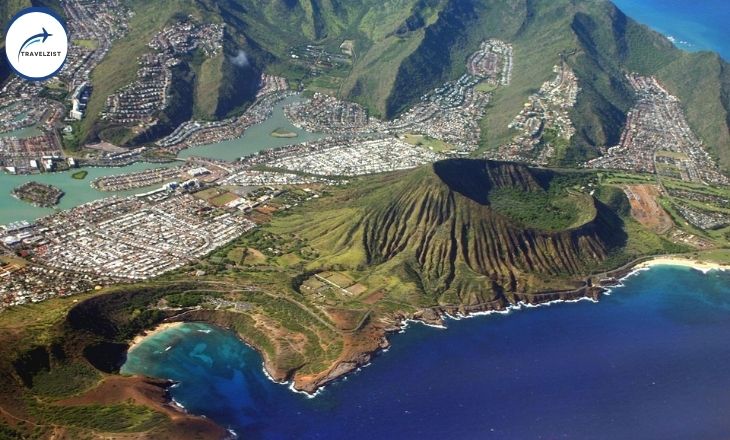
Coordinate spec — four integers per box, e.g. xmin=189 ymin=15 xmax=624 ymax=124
xmin=122 ymin=265 xmax=730 ymax=439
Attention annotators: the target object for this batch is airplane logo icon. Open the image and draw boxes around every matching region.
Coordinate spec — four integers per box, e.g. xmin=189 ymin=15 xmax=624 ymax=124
xmin=18 ymin=27 xmax=53 ymax=61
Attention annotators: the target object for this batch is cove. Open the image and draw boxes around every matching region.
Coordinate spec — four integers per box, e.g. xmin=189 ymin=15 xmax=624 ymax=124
xmin=122 ymin=265 xmax=730 ymax=439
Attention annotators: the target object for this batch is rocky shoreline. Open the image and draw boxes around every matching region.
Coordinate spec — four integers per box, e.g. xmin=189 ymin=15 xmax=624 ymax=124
xmin=127 ymin=254 xmax=727 ymax=403
xmin=288 ymin=284 xmax=607 ymax=394
xmin=258 ymin=254 xmax=726 ymax=394
xmin=146 ymin=283 xmax=609 ymax=396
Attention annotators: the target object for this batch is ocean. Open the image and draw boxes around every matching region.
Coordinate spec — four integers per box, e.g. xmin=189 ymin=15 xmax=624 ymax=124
xmin=611 ymin=0 xmax=730 ymax=60
xmin=122 ymin=265 xmax=730 ymax=439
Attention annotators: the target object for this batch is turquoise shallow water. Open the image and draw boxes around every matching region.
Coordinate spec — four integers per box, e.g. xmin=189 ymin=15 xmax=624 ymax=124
xmin=612 ymin=0 xmax=730 ymax=60
xmin=3 ymin=0 xmax=727 ymax=223
xmin=0 ymin=162 xmax=178 ymax=225
xmin=0 ymin=95 xmax=321 ymax=225
xmin=123 ymin=266 xmax=730 ymax=439
xmin=179 ymin=95 xmax=322 ymax=161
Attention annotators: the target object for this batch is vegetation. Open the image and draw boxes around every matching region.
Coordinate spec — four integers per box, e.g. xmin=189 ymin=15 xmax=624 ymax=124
xmin=0 ymin=284 xmax=225 ymax=438
xmin=74 ymin=39 xmax=99 ymax=50
xmin=71 ymin=170 xmax=88 ymax=180
xmin=79 ymin=0 xmax=259 ymax=144
xmin=1 ymin=0 xmax=729 ymax=435
xmin=0 ymin=160 xmax=725 ymax=436
xmin=12 ymin=0 xmax=719 ymax=169
xmin=0 ymin=0 xmax=30 ymax=47
xmin=193 ymin=53 xmax=224 ymax=120
xmin=28 ymin=401 xmax=165 ymax=432
xmin=0 ymin=0 xmax=30 ymax=83
xmin=271 ymin=127 xmax=298 ymax=138
xmin=4 ymin=0 xmax=728 ymax=168
xmin=403 ymin=134 xmax=453 ymax=152
xmin=489 ymin=188 xmax=584 ymax=231
xmin=30 ymin=362 xmax=100 ymax=397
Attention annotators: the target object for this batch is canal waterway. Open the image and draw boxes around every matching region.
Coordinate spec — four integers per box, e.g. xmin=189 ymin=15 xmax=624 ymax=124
xmin=0 ymin=95 xmax=321 ymax=225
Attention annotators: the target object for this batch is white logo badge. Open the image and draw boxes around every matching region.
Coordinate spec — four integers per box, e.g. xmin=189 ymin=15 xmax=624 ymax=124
xmin=4 ymin=8 xmax=68 ymax=81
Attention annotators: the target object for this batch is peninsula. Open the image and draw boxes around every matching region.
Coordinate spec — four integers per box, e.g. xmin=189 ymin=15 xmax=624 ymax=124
xmin=0 ymin=0 xmax=729 ymax=438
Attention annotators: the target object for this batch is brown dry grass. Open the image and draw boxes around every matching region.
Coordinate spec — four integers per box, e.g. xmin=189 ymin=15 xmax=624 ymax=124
xmin=623 ymin=184 xmax=673 ymax=233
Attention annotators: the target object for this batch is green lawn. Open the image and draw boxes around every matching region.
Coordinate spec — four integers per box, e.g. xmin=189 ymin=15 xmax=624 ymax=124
xmin=402 ymin=133 xmax=453 ymax=152
xmin=474 ymin=81 xmax=498 ymax=93
xmin=74 ymin=39 xmax=99 ymax=50
xmin=194 ymin=53 xmax=224 ymax=119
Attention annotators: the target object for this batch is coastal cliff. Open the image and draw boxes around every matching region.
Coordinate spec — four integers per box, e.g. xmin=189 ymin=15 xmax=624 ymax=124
xmin=132 ymin=159 xmax=635 ymax=394
xmin=0 ymin=159 xmax=688 ymax=438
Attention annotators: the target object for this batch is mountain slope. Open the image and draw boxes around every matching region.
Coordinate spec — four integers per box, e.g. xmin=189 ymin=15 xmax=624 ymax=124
xmin=272 ymin=159 xmax=633 ymax=307
xmin=0 ymin=160 xmax=692 ymax=432
xmin=473 ymin=0 xmax=730 ymax=168
xmin=0 ymin=0 xmax=31 ymax=83
xmin=1 ymin=0 xmax=728 ymax=166
xmin=6 ymin=0 xmax=724 ymax=166
xmin=157 ymin=0 xmax=730 ymax=170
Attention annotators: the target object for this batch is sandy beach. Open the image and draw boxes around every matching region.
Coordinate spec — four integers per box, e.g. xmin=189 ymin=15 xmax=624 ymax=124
xmin=128 ymin=322 xmax=184 ymax=353
xmin=635 ymin=256 xmax=730 ymax=273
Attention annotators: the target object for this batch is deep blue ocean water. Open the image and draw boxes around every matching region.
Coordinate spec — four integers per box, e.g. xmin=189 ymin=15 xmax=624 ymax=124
xmin=122 ymin=266 xmax=730 ymax=439
xmin=612 ymin=0 xmax=730 ymax=60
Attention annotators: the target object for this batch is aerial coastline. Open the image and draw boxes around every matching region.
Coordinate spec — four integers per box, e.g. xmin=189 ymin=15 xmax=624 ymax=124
xmin=123 ymin=251 xmax=730 ymax=398
xmin=122 ymin=248 xmax=730 ymax=398
xmin=635 ymin=256 xmax=730 ymax=272
xmin=121 ymin=266 xmax=730 ymax=439
xmin=127 ymin=322 xmax=184 ymax=354
xmin=1 ymin=0 xmax=730 ymax=437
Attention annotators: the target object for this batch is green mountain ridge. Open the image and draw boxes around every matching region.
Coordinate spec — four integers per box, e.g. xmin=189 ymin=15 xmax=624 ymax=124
xmin=2 ymin=0 xmax=727 ymax=169
xmin=273 ymin=159 xmax=642 ymax=306
xmin=0 ymin=158 xmax=701 ymax=438
xmin=204 ymin=0 xmax=730 ymax=168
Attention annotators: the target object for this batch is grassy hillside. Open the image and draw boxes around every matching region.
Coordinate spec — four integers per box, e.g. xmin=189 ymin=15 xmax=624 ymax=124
xmin=0 ymin=159 xmax=706 ymax=434
xmin=268 ymin=160 xmax=682 ymax=304
xmin=0 ymin=0 xmax=31 ymax=43
xmin=2 ymin=0 xmax=728 ymax=167
xmin=474 ymin=0 xmax=729 ymax=169
xmin=571 ymin=1 xmax=730 ymax=169
xmin=0 ymin=290 xmax=216 ymax=439
xmin=80 ymin=0 xmax=202 ymax=143
xmin=207 ymin=0 xmax=730 ymax=169
xmin=9 ymin=0 xmax=720 ymax=166
xmin=194 ymin=53 xmax=224 ymax=119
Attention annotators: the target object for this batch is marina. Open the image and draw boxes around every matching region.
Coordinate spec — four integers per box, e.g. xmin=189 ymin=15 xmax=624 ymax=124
xmin=0 ymin=94 xmax=322 ymax=225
